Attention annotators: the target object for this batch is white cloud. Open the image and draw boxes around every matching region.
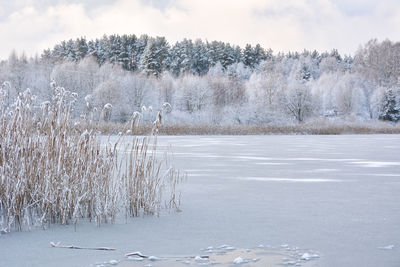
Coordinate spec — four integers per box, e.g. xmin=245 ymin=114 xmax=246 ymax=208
xmin=0 ymin=0 xmax=400 ymax=59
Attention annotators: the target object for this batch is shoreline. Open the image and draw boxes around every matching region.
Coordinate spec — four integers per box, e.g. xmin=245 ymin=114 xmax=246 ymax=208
xmin=76 ymin=121 xmax=400 ymax=135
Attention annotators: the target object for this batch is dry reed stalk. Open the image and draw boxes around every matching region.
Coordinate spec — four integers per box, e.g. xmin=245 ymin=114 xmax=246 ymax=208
xmin=71 ymin=120 xmax=400 ymax=135
xmin=0 ymin=84 xmax=182 ymax=232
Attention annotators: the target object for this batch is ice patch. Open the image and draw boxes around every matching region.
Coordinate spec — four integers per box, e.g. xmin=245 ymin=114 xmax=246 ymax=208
xmin=194 ymin=255 xmax=209 ymax=262
xmin=173 ymin=152 xmax=226 ymax=158
xmin=148 ymin=256 xmax=161 ymax=261
xmin=127 ymin=257 xmax=144 ymax=261
xmin=300 ymin=253 xmax=319 ymax=260
xmin=379 ymin=245 xmax=395 ymax=250
xmin=289 ymin=157 xmax=361 ymax=162
xmin=234 ymin=156 xmax=362 ymax=162
xmin=184 ymin=169 xmax=212 ymax=172
xmin=187 ymin=173 xmax=217 ymax=177
xmin=350 ymin=161 xmax=400 ymax=168
xmin=255 ymin=162 xmax=290 ymax=165
xmin=233 ymin=257 xmax=244 ymax=264
xmin=240 ymin=177 xmax=343 ymax=183
xmin=308 ymin=168 xmax=338 ymax=173
xmin=365 ymin=173 xmax=400 ymax=177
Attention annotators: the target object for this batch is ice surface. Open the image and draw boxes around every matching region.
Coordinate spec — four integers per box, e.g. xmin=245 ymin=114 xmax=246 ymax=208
xmin=1 ymin=134 xmax=399 ymax=267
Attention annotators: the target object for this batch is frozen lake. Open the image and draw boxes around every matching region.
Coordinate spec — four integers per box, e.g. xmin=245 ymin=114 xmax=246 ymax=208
xmin=1 ymin=135 xmax=400 ymax=266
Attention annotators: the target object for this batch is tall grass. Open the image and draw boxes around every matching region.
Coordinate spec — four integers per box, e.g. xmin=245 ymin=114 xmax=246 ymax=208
xmin=73 ymin=120 xmax=400 ymax=135
xmin=0 ymin=84 xmax=181 ymax=232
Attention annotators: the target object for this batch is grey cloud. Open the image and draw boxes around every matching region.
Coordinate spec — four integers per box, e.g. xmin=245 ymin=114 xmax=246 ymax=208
xmin=0 ymin=0 xmax=113 ymax=20
xmin=254 ymin=6 xmax=304 ymax=19
xmin=139 ymin=0 xmax=172 ymax=10
xmin=330 ymin=0 xmax=378 ymax=17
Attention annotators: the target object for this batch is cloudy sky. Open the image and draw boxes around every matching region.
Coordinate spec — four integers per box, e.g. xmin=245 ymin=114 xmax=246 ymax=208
xmin=0 ymin=0 xmax=399 ymax=59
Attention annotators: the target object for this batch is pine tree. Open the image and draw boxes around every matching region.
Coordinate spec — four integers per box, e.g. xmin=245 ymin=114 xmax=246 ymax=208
xmin=379 ymin=88 xmax=400 ymax=122
xmin=119 ymin=34 xmax=132 ymax=70
xmin=297 ymin=60 xmax=312 ymax=81
xmin=207 ymin=41 xmax=221 ymax=67
xmin=74 ymin=37 xmax=88 ymax=61
xmin=97 ymin=36 xmax=110 ymax=65
xmin=343 ymin=55 xmax=353 ymax=72
xmin=232 ymin=46 xmax=243 ymax=64
xmin=219 ymin=43 xmax=236 ymax=69
xmin=154 ymin=36 xmax=170 ymax=73
xmin=181 ymin=39 xmax=194 ymax=73
xmin=52 ymin=41 xmax=68 ymax=61
xmin=87 ymin=40 xmax=97 ymax=56
xmin=109 ymin=34 xmax=122 ymax=63
xmin=191 ymin=39 xmax=209 ymax=75
xmin=41 ymin=49 xmax=52 ymax=62
xmin=169 ymin=42 xmax=183 ymax=76
xmin=330 ymin=49 xmax=342 ymax=63
xmin=242 ymin=44 xmax=254 ymax=68
xmin=252 ymin=44 xmax=267 ymax=66
xmin=65 ymin=39 xmax=76 ymax=61
xmin=311 ymin=50 xmax=319 ymax=60
xmin=126 ymin=34 xmax=138 ymax=71
xmin=139 ymin=38 xmax=163 ymax=76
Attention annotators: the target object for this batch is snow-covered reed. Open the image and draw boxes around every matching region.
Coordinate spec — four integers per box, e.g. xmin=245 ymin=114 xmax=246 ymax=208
xmin=73 ymin=119 xmax=400 ymax=135
xmin=0 ymin=84 xmax=181 ymax=232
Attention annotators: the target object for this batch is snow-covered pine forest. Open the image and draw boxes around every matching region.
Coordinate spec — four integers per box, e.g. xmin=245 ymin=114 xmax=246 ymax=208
xmin=1 ymin=35 xmax=400 ymax=125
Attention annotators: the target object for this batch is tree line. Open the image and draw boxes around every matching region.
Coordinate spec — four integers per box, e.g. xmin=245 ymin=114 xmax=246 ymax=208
xmin=41 ymin=34 xmax=351 ymax=76
xmin=0 ymin=36 xmax=399 ymax=125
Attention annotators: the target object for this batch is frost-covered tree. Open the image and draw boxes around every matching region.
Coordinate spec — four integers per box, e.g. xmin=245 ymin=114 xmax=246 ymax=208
xmin=247 ymin=69 xmax=284 ymax=110
xmin=65 ymin=39 xmax=76 ymax=61
xmin=226 ymin=62 xmax=251 ymax=80
xmin=282 ymin=81 xmax=314 ymax=122
xmin=191 ymin=39 xmax=209 ymax=75
xmin=93 ymin=80 xmax=124 ymax=121
xmin=139 ymin=37 xmax=170 ymax=76
xmin=175 ymin=75 xmax=212 ymax=113
xmin=334 ymin=73 xmax=366 ymax=116
xmin=354 ymin=39 xmax=400 ymax=87
xmin=378 ymin=88 xmax=400 ymax=122
xmin=283 ymin=63 xmax=315 ymax=122
xmin=157 ymin=72 xmax=176 ymax=105
xmin=74 ymin=37 xmax=89 ymax=61
xmin=242 ymin=44 xmax=254 ymax=69
xmin=5 ymin=51 xmax=29 ymax=95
